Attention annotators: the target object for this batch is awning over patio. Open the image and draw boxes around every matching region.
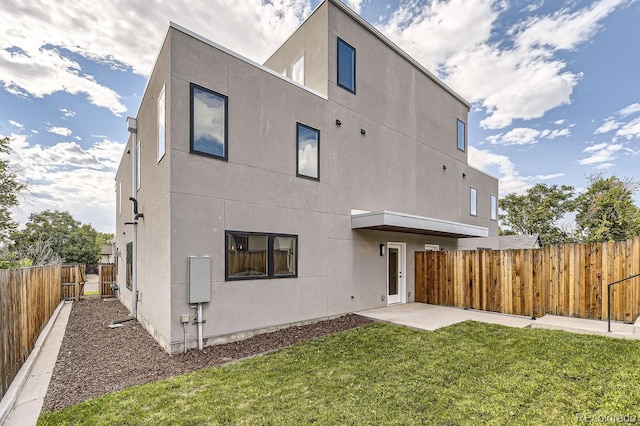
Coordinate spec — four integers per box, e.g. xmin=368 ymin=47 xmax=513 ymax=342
xmin=351 ymin=210 xmax=488 ymax=238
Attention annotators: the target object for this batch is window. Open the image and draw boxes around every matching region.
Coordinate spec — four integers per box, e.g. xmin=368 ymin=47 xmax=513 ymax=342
xmin=158 ymin=84 xmax=166 ymax=162
xmin=226 ymin=231 xmax=298 ymax=280
xmin=491 ymin=194 xmax=498 ymax=221
xmin=190 ymin=83 xmax=228 ymax=160
xmin=337 ymin=38 xmax=356 ymax=93
xmin=457 ymin=119 xmax=466 ymax=152
xmin=470 ymin=187 xmax=477 ymax=216
xmin=126 ymin=242 xmax=133 ymax=290
xmin=118 ymin=181 xmax=122 ymax=214
xmin=291 ymin=54 xmax=304 ymax=85
xmin=297 ymin=123 xmax=320 ymax=180
xmin=136 ymin=140 xmax=141 ymax=191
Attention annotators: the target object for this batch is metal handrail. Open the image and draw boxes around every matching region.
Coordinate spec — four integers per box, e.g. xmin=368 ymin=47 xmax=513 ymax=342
xmin=608 ymin=273 xmax=640 ymax=332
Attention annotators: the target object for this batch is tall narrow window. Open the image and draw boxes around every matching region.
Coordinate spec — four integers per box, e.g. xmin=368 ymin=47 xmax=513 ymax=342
xmin=158 ymin=84 xmax=166 ymax=162
xmin=297 ymin=123 xmax=320 ymax=180
xmin=457 ymin=119 xmax=466 ymax=152
xmin=118 ymin=181 xmax=122 ymax=214
xmin=470 ymin=187 xmax=477 ymax=216
xmin=490 ymin=194 xmax=498 ymax=221
xmin=291 ymin=54 xmax=304 ymax=85
xmin=190 ymin=83 xmax=228 ymax=160
xmin=136 ymin=141 xmax=141 ymax=191
xmin=337 ymin=38 xmax=356 ymax=93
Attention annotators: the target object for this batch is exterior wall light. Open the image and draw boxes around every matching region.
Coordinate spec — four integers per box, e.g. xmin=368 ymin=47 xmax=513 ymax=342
xmin=336 ymin=119 xmax=342 ymax=126
xmin=380 ymin=243 xmax=385 ymax=256
xmin=361 ymin=128 xmax=366 ymax=135
xmin=442 ymin=165 xmax=447 ymax=170
xmin=462 ymin=173 xmax=466 ymax=178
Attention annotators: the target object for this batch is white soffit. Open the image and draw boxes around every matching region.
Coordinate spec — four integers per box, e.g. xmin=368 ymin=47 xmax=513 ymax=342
xmin=351 ymin=211 xmax=488 ymax=238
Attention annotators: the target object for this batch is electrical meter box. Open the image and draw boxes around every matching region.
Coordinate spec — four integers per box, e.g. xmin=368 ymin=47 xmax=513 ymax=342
xmin=188 ymin=256 xmax=211 ymax=303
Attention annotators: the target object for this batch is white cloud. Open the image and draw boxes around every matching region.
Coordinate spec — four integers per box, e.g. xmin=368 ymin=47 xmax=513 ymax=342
xmin=521 ymin=1 xmax=544 ymax=13
xmin=579 ymin=142 xmax=623 ymax=165
xmin=0 ymin=0 xmax=312 ymax=116
xmin=380 ymin=0 xmax=629 ymax=129
xmin=468 ymin=146 xmax=562 ymax=196
xmin=486 ymin=126 xmax=570 ymax=145
xmin=47 ymin=126 xmax=72 ymax=136
xmin=3 ymin=132 xmax=124 ymax=233
xmin=345 ymin=0 xmax=363 ymax=13
xmin=594 ymin=119 xmax=622 ymax=134
xmin=59 ymin=108 xmax=76 ymax=119
xmin=8 ymin=120 xmax=24 ymax=130
xmin=616 ymin=116 xmax=640 ymax=139
xmin=619 ymin=103 xmax=640 ymax=117
xmin=554 ymin=119 xmax=566 ymax=125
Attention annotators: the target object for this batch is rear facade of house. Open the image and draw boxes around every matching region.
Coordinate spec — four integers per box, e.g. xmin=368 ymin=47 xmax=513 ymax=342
xmin=114 ymin=0 xmax=499 ymax=354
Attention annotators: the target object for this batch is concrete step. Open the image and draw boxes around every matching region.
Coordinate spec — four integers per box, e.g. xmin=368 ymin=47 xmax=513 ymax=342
xmin=532 ymin=314 xmax=638 ymax=340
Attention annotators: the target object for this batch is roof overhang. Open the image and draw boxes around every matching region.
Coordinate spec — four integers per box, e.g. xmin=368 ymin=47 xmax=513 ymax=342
xmin=351 ymin=211 xmax=489 ymax=238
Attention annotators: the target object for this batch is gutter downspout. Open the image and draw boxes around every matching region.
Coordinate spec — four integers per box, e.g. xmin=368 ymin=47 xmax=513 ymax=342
xmin=112 ymin=117 xmax=139 ymax=325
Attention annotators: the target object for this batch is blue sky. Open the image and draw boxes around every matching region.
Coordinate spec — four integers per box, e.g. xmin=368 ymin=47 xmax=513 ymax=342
xmin=1 ymin=0 xmax=639 ymax=234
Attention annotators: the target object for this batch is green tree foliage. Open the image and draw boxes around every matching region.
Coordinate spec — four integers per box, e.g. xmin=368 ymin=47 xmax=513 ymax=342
xmin=0 ymin=136 xmax=27 ymax=244
xmin=575 ymin=174 xmax=640 ymax=242
xmin=499 ymin=183 xmax=575 ymax=244
xmin=11 ymin=210 xmax=101 ymax=264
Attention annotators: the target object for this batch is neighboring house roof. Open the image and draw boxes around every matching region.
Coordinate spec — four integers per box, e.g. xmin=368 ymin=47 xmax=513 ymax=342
xmin=100 ymin=245 xmax=113 ymax=256
xmin=499 ymin=234 xmax=542 ymax=250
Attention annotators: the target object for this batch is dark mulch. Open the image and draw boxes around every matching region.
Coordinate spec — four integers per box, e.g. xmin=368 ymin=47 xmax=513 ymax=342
xmin=42 ymin=297 xmax=372 ymax=412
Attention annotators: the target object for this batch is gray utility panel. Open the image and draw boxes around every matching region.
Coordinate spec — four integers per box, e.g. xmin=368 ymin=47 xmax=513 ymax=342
xmin=188 ymin=256 xmax=211 ymax=303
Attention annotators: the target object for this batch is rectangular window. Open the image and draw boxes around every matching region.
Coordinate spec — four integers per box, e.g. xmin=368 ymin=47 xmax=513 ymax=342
xmin=491 ymin=194 xmax=498 ymax=221
xmin=136 ymin=140 xmax=141 ymax=191
xmin=457 ymin=119 xmax=466 ymax=152
xmin=126 ymin=242 xmax=133 ymax=290
xmin=291 ymin=54 xmax=304 ymax=85
xmin=337 ymin=38 xmax=356 ymax=93
xmin=190 ymin=83 xmax=228 ymax=160
xmin=470 ymin=187 xmax=477 ymax=216
xmin=226 ymin=231 xmax=298 ymax=280
xmin=158 ymin=84 xmax=166 ymax=162
xmin=118 ymin=181 xmax=122 ymax=214
xmin=297 ymin=123 xmax=320 ymax=180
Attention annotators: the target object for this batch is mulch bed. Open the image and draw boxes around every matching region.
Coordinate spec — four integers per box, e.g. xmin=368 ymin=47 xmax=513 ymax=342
xmin=42 ymin=297 xmax=372 ymax=412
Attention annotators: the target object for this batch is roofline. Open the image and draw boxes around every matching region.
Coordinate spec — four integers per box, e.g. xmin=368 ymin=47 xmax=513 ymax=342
xmin=169 ymin=22 xmax=327 ymax=101
xmin=328 ymin=0 xmax=471 ymax=109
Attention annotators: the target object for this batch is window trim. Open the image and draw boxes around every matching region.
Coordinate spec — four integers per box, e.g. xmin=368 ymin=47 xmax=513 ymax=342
xmin=296 ymin=122 xmax=320 ymax=181
xmin=337 ymin=37 xmax=356 ymax=94
xmin=470 ymin=187 xmax=478 ymax=217
xmin=225 ymin=231 xmax=298 ymax=281
xmin=490 ymin=194 xmax=498 ymax=221
xmin=190 ymin=82 xmax=228 ymax=161
xmin=157 ymin=84 xmax=166 ymax=163
xmin=457 ymin=119 xmax=466 ymax=152
xmin=136 ymin=140 xmax=141 ymax=192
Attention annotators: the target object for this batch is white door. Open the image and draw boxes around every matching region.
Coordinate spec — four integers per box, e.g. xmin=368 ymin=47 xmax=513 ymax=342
xmin=387 ymin=242 xmax=406 ymax=305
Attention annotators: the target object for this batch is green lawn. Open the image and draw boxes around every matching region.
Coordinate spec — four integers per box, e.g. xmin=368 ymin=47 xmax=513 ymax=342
xmin=38 ymin=321 xmax=640 ymax=425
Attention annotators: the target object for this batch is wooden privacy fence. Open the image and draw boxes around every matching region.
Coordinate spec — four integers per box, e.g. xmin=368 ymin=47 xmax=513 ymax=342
xmin=415 ymin=237 xmax=640 ymax=323
xmin=60 ymin=264 xmax=85 ymax=301
xmin=99 ymin=263 xmax=116 ymax=298
xmin=0 ymin=265 xmax=62 ymax=400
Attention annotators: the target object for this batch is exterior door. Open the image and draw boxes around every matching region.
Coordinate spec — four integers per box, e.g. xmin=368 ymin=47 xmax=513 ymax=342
xmin=387 ymin=242 xmax=406 ymax=305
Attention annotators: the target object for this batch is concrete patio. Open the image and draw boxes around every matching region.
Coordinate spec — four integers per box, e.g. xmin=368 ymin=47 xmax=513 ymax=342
xmin=358 ymin=303 xmax=640 ymax=340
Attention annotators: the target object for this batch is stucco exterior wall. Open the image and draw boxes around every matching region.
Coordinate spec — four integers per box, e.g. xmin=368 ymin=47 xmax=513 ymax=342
xmin=116 ymin=0 xmax=500 ymax=354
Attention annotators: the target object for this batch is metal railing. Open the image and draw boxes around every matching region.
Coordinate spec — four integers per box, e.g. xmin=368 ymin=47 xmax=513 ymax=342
xmin=608 ymin=273 xmax=640 ymax=332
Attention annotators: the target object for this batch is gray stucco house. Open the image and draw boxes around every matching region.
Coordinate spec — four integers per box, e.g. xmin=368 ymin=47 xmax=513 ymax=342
xmin=115 ymin=0 xmax=499 ymax=354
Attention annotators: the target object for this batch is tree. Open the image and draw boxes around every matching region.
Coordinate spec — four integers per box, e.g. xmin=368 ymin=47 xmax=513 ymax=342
xmin=0 ymin=136 xmax=27 ymax=244
xmin=575 ymin=174 xmax=640 ymax=242
xmin=11 ymin=210 xmax=101 ymax=264
xmin=499 ymin=183 xmax=576 ymax=245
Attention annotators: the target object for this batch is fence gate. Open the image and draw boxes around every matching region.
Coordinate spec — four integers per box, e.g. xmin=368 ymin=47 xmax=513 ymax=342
xmin=99 ymin=263 xmax=117 ymax=298
xmin=60 ymin=265 xmax=85 ymax=301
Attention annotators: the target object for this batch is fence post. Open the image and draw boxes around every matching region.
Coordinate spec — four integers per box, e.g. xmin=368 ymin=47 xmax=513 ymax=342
xmin=74 ymin=266 xmax=79 ymax=302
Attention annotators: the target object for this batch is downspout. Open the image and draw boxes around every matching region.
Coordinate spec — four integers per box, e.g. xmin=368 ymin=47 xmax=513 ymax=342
xmin=112 ymin=117 xmax=140 ymax=325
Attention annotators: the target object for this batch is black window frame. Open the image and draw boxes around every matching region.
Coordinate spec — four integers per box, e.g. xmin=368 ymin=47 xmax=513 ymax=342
xmin=457 ymin=118 xmax=466 ymax=152
xmin=296 ymin=122 xmax=320 ymax=181
xmin=337 ymin=37 xmax=356 ymax=94
xmin=126 ymin=241 xmax=133 ymax=290
xmin=225 ymin=231 xmax=298 ymax=281
xmin=190 ymin=82 xmax=228 ymax=161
